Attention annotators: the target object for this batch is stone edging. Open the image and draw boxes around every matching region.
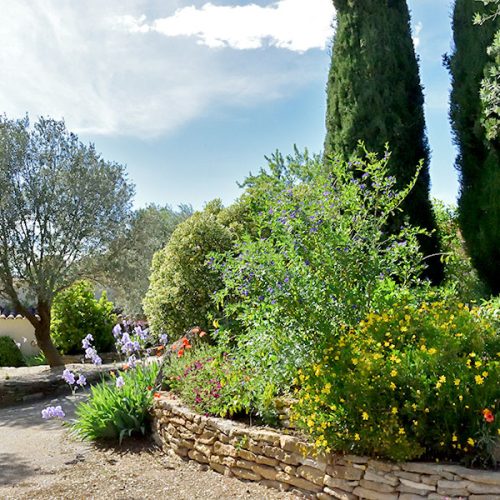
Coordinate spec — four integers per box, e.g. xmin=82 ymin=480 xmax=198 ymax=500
xmin=152 ymin=394 xmax=500 ymax=500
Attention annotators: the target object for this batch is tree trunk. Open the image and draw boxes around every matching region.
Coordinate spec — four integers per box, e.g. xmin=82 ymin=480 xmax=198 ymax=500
xmin=33 ymin=302 xmax=65 ymax=368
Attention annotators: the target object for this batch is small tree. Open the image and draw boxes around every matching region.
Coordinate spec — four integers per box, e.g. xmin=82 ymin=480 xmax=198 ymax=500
xmin=100 ymin=204 xmax=192 ymax=317
xmin=0 ymin=116 xmax=134 ymax=367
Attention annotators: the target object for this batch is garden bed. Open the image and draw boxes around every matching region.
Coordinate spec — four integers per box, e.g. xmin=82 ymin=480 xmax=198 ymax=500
xmin=152 ymin=393 xmax=500 ymax=500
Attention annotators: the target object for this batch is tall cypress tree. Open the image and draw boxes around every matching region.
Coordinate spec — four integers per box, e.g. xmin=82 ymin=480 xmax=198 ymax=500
xmin=325 ymin=0 xmax=443 ymax=284
xmin=449 ymin=0 xmax=500 ymax=294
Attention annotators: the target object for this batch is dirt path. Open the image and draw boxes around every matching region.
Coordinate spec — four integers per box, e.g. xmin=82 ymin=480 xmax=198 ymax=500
xmin=0 ymin=394 xmax=298 ymax=499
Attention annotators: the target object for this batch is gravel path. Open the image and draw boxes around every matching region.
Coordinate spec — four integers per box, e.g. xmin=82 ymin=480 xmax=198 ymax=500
xmin=0 ymin=393 xmax=299 ymax=499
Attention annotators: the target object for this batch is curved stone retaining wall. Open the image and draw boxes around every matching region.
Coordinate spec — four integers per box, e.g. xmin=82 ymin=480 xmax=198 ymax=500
xmin=152 ymin=394 xmax=500 ymax=499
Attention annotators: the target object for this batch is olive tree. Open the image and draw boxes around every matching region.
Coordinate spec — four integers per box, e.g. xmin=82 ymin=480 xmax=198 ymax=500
xmin=0 ymin=116 xmax=134 ymax=367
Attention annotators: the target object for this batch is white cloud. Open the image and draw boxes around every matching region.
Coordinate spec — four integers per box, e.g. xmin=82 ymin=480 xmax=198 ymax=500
xmin=116 ymin=0 xmax=335 ymax=53
xmin=0 ymin=1 xmax=334 ymax=138
xmin=413 ymin=21 xmax=423 ymax=48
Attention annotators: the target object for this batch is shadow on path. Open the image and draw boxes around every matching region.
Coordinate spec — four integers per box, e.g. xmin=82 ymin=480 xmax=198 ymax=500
xmin=0 ymin=452 xmax=41 ymax=485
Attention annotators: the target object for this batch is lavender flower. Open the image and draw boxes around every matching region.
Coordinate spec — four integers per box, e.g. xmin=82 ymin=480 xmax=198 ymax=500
xmin=127 ymin=355 xmax=137 ymax=369
xmin=115 ymin=376 xmax=125 ymax=389
xmin=62 ymin=369 xmax=76 ymax=385
xmin=159 ymin=334 xmax=169 ymax=345
xmin=76 ymin=374 xmax=87 ymax=386
xmin=112 ymin=324 xmax=122 ymax=338
xmin=41 ymin=405 xmax=65 ymax=419
xmin=82 ymin=334 xmax=94 ymax=350
xmin=84 ymin=347 xmax=102 ymax=366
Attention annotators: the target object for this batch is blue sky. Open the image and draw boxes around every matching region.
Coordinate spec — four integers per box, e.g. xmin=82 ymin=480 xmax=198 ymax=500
xmin=0 ymin=0 xmax=458 ymax=210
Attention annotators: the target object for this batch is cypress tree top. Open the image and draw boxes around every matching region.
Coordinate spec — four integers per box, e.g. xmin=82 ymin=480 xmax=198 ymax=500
xmin=325 ymin=0 xmax=443 ymax=283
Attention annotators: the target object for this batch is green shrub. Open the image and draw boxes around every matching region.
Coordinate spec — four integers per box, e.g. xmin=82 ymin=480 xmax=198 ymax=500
xmin=24 ymin=352 xmax=47 ymax=366
xmin=72 ymin=362 xmax=159 ymax=443
xmin=51 ymin=280 xmax=116 ymax=355
xmin=0 ymin=336 xmax=26 ymax=367
xmin=433 ymin=199 xmax=488 ymax=301
xmin=292 ymin=298 xmax=500 ymax=466
xmin=144 ymin=199 xmax=240 ymax=338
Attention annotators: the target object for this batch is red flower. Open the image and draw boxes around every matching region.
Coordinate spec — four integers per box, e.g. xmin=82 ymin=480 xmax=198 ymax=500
xmin=146 ymin=386 xmax=152 ymax=391
xmin=153 ymin=392 xmax=161 ymax=399
xmin=483 ymin=409 xmax=495 ymax=423
xmin=177 ymin=349 xmax=185 ymax=358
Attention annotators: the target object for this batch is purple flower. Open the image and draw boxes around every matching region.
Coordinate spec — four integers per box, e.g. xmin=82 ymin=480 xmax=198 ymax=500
xmin=82 ymin=334 xmax=94 ymax=350
xmin=77 ymin=374 xmax=87 ymax=386
xmin=115 ymin=376 xmax=125 ymax=389
xmin=41 ymin=405 xmax=65 ymax=419
xmin=159 ymin=333 xmax=169 ymax=345
xmin=84 ymin=347 xmax=102 ymax=366
xmin=112 ymin=324 xmax=122 ymax=338
xmin=127 ymin=355 xmax=137 ymax=368
xmin=62 ymin=369 xmax=75 ymax=385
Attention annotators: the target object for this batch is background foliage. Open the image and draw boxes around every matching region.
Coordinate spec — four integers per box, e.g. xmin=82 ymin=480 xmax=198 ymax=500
xmin=51 ymin=281 xmax=116 ymax=355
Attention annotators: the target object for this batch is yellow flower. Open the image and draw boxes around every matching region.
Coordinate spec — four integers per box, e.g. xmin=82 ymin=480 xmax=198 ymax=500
xmin=322 ymin=383 xmax=332 ymax=394
xmin=390 ymin=382 xmax=396 ymax=390
xmin=454 ymin=379 xmax=461 ymax=386
xmin=362 ymin=411 xmax=369 ymax=421
xmin=439 ymin=375 xmax=446 ymax=383
xmin=427 ymin=348 xmax=437 ymax=355
xmin=467 ymin=437 xmax=475 ymax=447
xmin=459 ymin=395 xmax=463 ymax=402
xmin=399 ymin=428 xmax=406 ymax=435
xmin=482 ymin=371 xmax=488 ymax=378
xmin=436 ymin=382 xmax=442 ymax=389
xmin=354 ymin=433 xmax=360 ymax=441
xmin=314 ymin=364 xmax=321 ymax=376
xmin=391 ymin=407 xmax=398 ymax=415
xmin=452 ymin=434 xmax=458 ymax=442
xmin=390 ymin=369 xmax=398 ymax=377
xmin=475 ymin=375 xmax=484 ymax=385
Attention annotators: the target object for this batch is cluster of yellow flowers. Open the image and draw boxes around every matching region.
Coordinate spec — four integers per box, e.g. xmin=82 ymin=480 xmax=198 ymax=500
xmin=291 ymin=299 xmax=499 ymax=462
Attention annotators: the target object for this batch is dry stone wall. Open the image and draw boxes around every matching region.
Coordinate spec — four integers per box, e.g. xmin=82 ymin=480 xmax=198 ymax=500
xmin=152 ymin=394 xmax=500 ymax=499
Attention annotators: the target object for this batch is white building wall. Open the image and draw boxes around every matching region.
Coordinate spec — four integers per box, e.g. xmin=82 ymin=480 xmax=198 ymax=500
xmin=0 ymin=318 xmax=39 ymax=356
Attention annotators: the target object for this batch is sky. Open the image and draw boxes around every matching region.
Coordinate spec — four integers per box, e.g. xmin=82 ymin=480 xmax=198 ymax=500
xmin=0 ymin=0 xmax=458 ymax=211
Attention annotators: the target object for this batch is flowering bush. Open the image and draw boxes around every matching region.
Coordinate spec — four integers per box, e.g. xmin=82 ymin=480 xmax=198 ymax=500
xmin=212 ymin=149 xmax=426 ymax=396
xmin=72 ymin=362 xmax=159 ymax=443
xmin=292 ymin=297 xmax=500 ymax=465
xmin=163 ymin=344 xmax=278 ymax=424
xmin=41 ymin=320 xmax=165 ymax=443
